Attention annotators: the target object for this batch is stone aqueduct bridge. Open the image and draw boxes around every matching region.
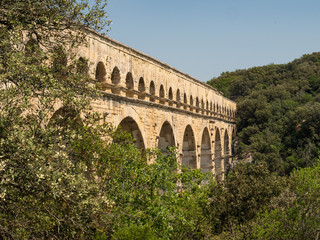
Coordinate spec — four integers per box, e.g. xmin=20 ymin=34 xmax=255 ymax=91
xmin=77 ymin=29 xmax=237 ymax=176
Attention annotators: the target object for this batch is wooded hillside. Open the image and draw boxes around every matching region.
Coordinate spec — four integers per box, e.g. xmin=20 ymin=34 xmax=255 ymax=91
xmin=208 ymin=52 xmax=320 ymax=175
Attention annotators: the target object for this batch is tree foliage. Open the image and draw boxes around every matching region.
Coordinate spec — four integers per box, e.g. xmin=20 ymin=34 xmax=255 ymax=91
xmin=0 ymin=1 xmax=215 ymax=239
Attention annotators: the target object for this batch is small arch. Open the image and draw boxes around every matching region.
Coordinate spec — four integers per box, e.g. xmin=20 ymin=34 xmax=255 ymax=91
xmin=111 ymin=66 xmax=120 ymax=84
xmin=25 ymin=38 xmax=42 ymax=63
xmin=52 ymin=45 xmax=67 ymax=76
xmin=168 ymin=87 xmax=173 ymax=106
xmin=196 ymin=97 xmax=200 ymax=113
xmin=111 ymin=66 xmax=121 ymax=94
xmin=176 ymin=89 xmax=180 ymax=102
xmin=182 ymin=125 xmax=197 ymax=169
xmin=77 ymin=57 xmax=89 ymax=75
xmin=149 ymin=81 xmax=156 ymax=102
xmin=189 ymin=95 xmax=193 ymax=111
xmin=118 ymin=117 xmax=145 ymax=149
xmin=125 ymin=72 xmax=134 ymax=98
xmin=176 ymin=89 xmax=181 ymax=108
xmin=95 ymin=61 xmax=106 ymax=81
xmin=158 ymin=121 xmax=175 ymax=154
xmin=183 ymin=93 xmax=187 ymax=109
xmin=201 ymin=99 xmax=205 ymax=114
xmin=49 ymin=106 xmax=80 ymax=132
xmin=159 ymin=85 xmax=165 ymax=104
xmin=138 ymin=77 xmax=146 ymax=100
xmin=201 ymin=128 xmax=212 ymax=173
xmin=25 ymin=38 xmax=39 ymax=56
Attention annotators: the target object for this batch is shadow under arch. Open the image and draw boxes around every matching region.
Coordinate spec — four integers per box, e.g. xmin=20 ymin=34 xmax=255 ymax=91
xmin=182 ymin=125 xmax=196 ymax=169
xmin=158 ymin=121 xmax=175 ymax=154
xmin=138 ymin=77 xmax=146 ymax=100
xmin=200 ymin=127 xmax=212 ymax=173
xmin=214 ymin=128 xmax=222 ymax=178
xmin=117 ymin=116 xmax=145 ymax=149
xmin=224 ymin=129 xmax=230 ymax=174
xmin=95 ymin=61 xmax=106 ymax=82
xmin=125 ymin=72 xmax=134 ymax=98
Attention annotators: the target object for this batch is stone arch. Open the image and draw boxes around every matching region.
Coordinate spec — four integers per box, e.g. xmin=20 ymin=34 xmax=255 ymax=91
xmin=111 ymin=66 xmax=120 ymax=84
xmin=95 ymin=61 xmax=106 ymax=82
xmin=200 ymin=127 xmax=212 ymax=173
xmin=214 ymin=128 xmax=222 ymax=178
xmin=77 ymin=57 xmax=89 ymax=75
xmin=176 ymin=89 xmax=181 ymax=108
xmin=52 ymin=45 xmax=67 ymax=76
xmin=159 ymin=84 xmax=165 ymax=104
xmin=49 ymin=106 xmax=81 ymax=134
xmin=158 ymin=121 xmax=175 ymax=154
xmin=138 ymin=77 xmax=146 ymax=100
xmin=125 ymin=72 xmax=134 ymax=98
xmin=118 ymin=116 xmax=145 ymax=149
xmin=176 ymin=89 xmax=180 ymax=101
xmin=149 ymin=81 xmax=156 ymax=102
xmin=25 ymin=38 xmax=40 ymax=56
xmin=182 ymin=125 xmax=196 ymax=169
xmin=189 ymin=95 xmax=193 ymax=111
xmin=111 ymin=66 xmax=121 ymax=94
xmin=224 ymin=129 xmax=230 ymax=174
xmin=201 ymin=99 xmax=205 ymax=114
xmin=196 ymin=97 xmax=200 ymax=113
xmin=168 ymin=87 xmax=173 ymax=106
xmin=183 ymin=93 xmax=187 ymax=109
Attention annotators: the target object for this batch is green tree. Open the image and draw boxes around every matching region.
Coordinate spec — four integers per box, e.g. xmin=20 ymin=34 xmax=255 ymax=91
xmin=253 ymin=160 xmax=320 ymax=239
xmin=208 ymin=162 xmax=284 ymax=239
xmin=0 ymin=0 xmax=112 ymax=238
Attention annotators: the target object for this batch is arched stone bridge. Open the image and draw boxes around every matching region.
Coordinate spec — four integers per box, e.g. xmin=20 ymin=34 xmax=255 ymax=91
xmin=78 ymin=29 xmax=237 ymax=176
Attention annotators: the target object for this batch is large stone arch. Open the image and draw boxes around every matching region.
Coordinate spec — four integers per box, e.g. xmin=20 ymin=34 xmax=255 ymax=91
xmin=182 ymin=125 xmax=196 ymax=169
xmin=158 ymin=121 xmax=175 ymax=154
xmin=214 ymin=128 xmax=222 ymax=178
xmin=200 ymin=127 xmax=212 ymax=173
xmin=118 ymin=116 xmax=145 ymax=149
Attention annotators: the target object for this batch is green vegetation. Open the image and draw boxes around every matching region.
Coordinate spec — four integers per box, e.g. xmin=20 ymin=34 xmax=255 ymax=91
xmin=207 ymin=53 xmax=320 ymax=239
xmin=0 ymin=0 xmax=213 ymax=239
xmin=208 ymin=53 xmax=320 ymax=175
xmin=1 ymin=0 xmax=320 ymax=238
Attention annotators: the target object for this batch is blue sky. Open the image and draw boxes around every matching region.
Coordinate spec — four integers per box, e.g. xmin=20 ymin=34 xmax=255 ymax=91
xmin=104 ymin=0 xmax=320 ymax=82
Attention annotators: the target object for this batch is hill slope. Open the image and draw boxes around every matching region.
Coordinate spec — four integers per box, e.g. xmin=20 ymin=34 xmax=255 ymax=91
xmin=208 ymin=52 xmax=320 ymax=175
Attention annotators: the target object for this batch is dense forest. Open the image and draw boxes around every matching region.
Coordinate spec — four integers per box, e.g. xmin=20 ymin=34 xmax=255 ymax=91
xmin=208 ymin=53 xmax=320 ymax=175
xmin=1 ymin=0 xmax=320 ymax=239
